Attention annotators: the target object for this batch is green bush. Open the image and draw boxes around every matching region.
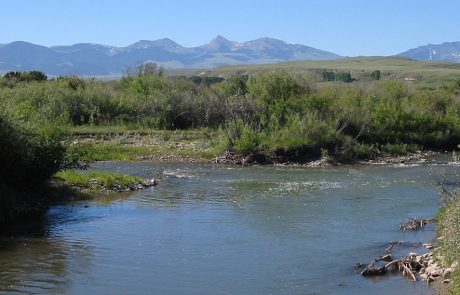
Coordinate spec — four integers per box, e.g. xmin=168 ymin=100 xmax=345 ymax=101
xmin=233 ymin=125 xmax=261 ymax=155
xmin=0 ymin=115 xmax=80 ymax=188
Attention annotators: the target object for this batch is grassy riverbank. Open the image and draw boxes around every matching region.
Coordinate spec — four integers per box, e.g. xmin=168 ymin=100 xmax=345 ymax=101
xmin=437 ymin=191 xmax=460 ymax=294
xmin=55 ymin=170 xmax=157 ymax=193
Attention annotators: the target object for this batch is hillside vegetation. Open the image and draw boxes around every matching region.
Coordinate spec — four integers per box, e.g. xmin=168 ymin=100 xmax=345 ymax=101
xmin=1 ymin=59 xmax=460 ymax=165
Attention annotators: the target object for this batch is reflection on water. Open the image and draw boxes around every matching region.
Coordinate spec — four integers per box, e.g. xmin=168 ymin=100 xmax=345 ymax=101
xmin=0 ymin=211 xmax=93 ymax=294
xmin=0 ymin=161 xmax=453 ymax=295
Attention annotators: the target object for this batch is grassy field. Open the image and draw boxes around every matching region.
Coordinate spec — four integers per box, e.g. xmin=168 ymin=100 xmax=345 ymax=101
xmin=190 ymin=57 xmax=460 ymax=85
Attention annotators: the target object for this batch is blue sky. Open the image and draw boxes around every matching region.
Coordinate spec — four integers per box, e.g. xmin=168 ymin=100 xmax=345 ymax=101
xmin=1 ymin=0 xmax=459 ymax=56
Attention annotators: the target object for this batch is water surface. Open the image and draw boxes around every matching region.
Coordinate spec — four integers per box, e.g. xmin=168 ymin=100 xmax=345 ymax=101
xmin=1 ymin=161 xmax=457 ymax=295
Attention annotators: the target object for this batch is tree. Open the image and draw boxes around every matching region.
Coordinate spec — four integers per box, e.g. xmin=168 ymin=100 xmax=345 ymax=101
xmin=335 ymin=72 xmax=353 ymax=83
xmin=136 ymin=61 xmax=157 ymax=76
xmin=322 ymin=70 xmax=335 ymax=81
xmin=3 ymin=70 xmax=47 ymax=82
xmin=370 ymin=70 xmax=381 ymax=80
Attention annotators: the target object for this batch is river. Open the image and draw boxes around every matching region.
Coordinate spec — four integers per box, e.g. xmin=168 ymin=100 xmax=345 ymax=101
xmin=1 ymin=159 xmax=457 ymax=294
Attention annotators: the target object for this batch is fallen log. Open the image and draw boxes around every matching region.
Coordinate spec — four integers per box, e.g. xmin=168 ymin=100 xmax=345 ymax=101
xmin=361 ymin=264 xmax=387 ymax=276
xmin=361 ymin=258 xmax=398 ymax=276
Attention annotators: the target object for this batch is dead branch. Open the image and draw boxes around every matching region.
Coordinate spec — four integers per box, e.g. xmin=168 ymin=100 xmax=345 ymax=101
xmin=399 ymin=218 xmax=434 ymax=231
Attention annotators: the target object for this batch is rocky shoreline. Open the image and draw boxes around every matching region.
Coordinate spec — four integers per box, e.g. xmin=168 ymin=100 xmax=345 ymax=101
xmin=211 ymin=150 xmax=439 ymax=167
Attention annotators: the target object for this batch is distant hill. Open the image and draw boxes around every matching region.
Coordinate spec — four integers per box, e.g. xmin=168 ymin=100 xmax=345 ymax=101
xmin=190 ymin=56 xmax=460 ymax=85
xmin=0 ymin=36 xmax=340 ymax=76
xmin=399 ymin=41 xmax=460 ymax=63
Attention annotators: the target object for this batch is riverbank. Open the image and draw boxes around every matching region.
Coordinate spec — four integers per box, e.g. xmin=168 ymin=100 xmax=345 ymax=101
xmin=72 ymin=128 xmax=220 ymax=162
xmin=436 ymin=190 xmax=460 ymax=294
xmin=71 ymin=128 xmax=446 ymax=167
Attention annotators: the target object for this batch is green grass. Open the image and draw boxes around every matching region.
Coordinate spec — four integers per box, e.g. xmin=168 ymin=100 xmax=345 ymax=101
xmin=436 ymin=191 xmax=460 ymax=294
xmin=72 ymin=128 xmax=222 ymax=162
xmin=197 ymin=56 xmax=460 ymax=85
xmin=55 ymin=170 xmax=144 ymax=191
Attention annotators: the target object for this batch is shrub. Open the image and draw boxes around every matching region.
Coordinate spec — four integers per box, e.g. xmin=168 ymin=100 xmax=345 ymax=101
xmin=0 ymin=115 xmax=80 ymax=189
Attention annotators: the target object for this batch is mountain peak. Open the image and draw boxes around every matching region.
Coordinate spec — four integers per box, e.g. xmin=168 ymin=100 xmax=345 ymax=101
xmin=127 ymin=38 xmax=182 ymax=51
xmin=212 ymin=35 xmax=230 ymax=42
xmin=202 ymin=35 xmax=237 ymax=51
xmin=127 ymin=40 xmax=155 ymax=49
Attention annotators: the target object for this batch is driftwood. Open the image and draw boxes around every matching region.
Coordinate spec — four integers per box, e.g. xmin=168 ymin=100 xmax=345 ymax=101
xmin=384 ymin=245 xmax=393 ymax=253
xmin=361 ymin=253 xmax=419 ymax=281
xmin=359 ymin=217 xmax=455 ymax=285
xmin=359 ymin=244 xmax=456 ymax=284
xmin=400 ymin=261 xmax=417 ymax=282
xmin=400 ymin=218 xmax=434 ymax=231
xmin=360 ymin=242 xmax=435 ymax=282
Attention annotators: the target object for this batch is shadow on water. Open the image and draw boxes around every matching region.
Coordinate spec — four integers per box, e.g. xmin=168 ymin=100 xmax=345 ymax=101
xmin=0 ymin=202 xmax=95 ymax=294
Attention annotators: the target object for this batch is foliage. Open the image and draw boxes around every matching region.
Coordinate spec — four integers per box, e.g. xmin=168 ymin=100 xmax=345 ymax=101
xmin=335 ymin=72 xmax=353 ymax=83
xmin=1 ymin=70 xmax=460 ymax=162
xmin=322 ymin=70 xmax=354 ymax=83
xmin=322 ymin=70 xmax=335 ymax=82
xmin=370 ymin=70 xmax=381 ymax=80
xmin=0 ymin=114 xmax=82 ymax=190
xmin=231 ymin=121 xmax=261 ymax=155
xmin=3 ymin=70 xmax=47 ymax=82
xmin=189 ymin=76 xmax=225 ymax=86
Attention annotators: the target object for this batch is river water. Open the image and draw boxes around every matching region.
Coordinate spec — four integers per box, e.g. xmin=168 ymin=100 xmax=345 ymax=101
xmin=1 ymin=160 xmax=458 ymax=295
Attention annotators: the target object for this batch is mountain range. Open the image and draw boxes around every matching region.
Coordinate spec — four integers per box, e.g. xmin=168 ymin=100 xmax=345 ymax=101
xmin=398 ymin=41 xmax=460 ymax=63
xmin=1 ymin=36 xmax=460 ymax=76
xmin=0 ymin=36 xmax=340 ymax=76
